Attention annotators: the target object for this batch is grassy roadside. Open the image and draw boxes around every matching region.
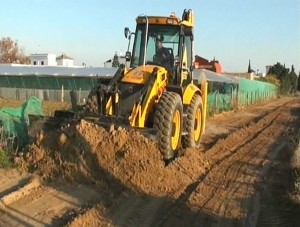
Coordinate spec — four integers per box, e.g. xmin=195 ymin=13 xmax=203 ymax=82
xmin=0 ymin=149 xmax=14 ymax=168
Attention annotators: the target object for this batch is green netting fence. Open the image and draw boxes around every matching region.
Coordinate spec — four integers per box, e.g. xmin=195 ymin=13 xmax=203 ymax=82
xmin=207 ymin=81 xmax=238 ymax=116
xmin=0 ymin=75 xmax=100 ymax=90
xmin=238 ymin=78 xmax=277 ymax=107
xmin=207 ymin=78 xmax=277 ymax=116
xmin=0 ymin=75 xmax=106 ymax=102
xmin=0 ymin=96 xmax=43 ymax=151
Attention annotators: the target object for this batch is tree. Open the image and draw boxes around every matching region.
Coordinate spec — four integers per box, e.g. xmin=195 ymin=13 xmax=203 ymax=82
xmin=288 ymin=65 xmax=298 ymax=94
xmin=0 ymin=37 xmax=28 ymax=64
xmin=268 ymin=62 xmax=289 ymax=80
xmin=268 ymin=62 xmax=291 ymax=95
xmin=297 ymin=71 xmax=300 ymax=92
xmin=112 ymin=52 xmax=119 ymax=68
xmin=247 ymin=60 xmax=252 ymax=73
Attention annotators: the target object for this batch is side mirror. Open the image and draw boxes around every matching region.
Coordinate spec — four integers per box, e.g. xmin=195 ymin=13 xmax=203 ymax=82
xmin=124 ymin=27 xmax=131 ymax=39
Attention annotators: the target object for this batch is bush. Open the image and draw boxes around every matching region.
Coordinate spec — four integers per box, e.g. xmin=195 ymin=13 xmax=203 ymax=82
xmin=0 ymin=149 xmax=14 ymax=168
xmin=256 ymin=74 xmax=281 ymax=88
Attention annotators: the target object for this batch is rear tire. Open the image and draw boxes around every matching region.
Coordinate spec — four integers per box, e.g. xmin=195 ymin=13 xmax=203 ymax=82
xmin=153 ymin=92 xmax=183 ymax=160
xmin=182 ymin=94 xmax=203 ymax=148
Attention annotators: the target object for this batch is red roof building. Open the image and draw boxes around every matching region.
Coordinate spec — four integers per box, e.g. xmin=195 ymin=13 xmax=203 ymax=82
xmin=194 ymin=55 xmax=222 ymax=74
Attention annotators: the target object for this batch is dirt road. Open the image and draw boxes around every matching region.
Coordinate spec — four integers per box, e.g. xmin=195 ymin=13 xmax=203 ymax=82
xmin=0 ymin=96 xmax=299 ymax=227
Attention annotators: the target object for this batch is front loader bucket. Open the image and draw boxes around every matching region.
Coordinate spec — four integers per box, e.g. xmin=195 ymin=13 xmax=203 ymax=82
xmin=27 ymin=110 xmax=77 ymax=142
xmin=28 ymin=112 xmax=158 ymax=145
xmin=84 ymin=116 xmax=159 ymax=143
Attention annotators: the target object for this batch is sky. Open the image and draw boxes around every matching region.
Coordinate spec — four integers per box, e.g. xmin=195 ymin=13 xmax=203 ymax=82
xmin=0 ymin=0 xmax=299 ymax=73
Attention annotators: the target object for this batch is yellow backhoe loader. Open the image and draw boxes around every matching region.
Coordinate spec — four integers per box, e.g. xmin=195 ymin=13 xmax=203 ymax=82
xmin=30 ymin=9 xmax=208 ymax=161
xmin=83 ymin=9 xmax=207 ymax=160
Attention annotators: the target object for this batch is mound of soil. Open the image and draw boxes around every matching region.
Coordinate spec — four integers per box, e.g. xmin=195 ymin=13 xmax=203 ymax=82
xmin=68 ymin=205 xmax=113 ymax=227
xmin=20 ymin=119 xmax=209 ymax=196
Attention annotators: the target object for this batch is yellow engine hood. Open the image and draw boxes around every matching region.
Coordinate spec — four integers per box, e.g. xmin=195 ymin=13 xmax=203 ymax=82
xmin=122 ymin=65 xmax=164 ymax=84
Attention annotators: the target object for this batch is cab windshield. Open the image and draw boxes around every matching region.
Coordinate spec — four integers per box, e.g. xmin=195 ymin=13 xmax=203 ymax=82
xmin=131 ymin=24 xmax=180 ymax=68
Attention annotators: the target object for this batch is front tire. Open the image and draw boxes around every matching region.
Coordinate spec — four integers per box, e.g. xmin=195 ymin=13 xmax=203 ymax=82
xmin=182 ymin=94 xmax=203 ymax=148
xmin=153 ymin=92 xmax=183 ymax=160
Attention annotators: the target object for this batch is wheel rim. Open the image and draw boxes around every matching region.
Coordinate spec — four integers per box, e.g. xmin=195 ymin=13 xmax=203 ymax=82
xmin=171 ymin=109 xmax=181 ymax=150
xmin=194 ymin=107 xmax=202 ymax=141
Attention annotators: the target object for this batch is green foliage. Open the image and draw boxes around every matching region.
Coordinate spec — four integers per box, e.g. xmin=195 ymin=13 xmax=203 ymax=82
xmin=289 ymin=65 xmax=298 ymax=94
xmin=297 ymin=72 xmax=300 ymax=91
xmin=268 ymin=62 xmax=298 ymax=95
xmin=0 ymin=149 xmax=14 ymax=169
xmin=257 ymin=74 xmax=281 ymax=88
xmin=268 ymin=62 xmax=289 ymax=79
xmin=247 ymin=60 xmax=252 ymax=73
xmin=112 ymin=52 xmax=120 ymax=68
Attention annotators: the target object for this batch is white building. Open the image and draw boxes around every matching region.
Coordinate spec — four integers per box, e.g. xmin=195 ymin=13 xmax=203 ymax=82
xmin=56 ymin=54 xmax=74 ymax=67
xmin=30 ymin=53 xmax=74 ymax=67
xmin=30 ymin=53 xmax=57 ymax=66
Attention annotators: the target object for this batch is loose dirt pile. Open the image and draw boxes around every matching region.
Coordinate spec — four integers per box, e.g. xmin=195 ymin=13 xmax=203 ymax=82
xmin=19 ymin=119 xmax=209 ymax=196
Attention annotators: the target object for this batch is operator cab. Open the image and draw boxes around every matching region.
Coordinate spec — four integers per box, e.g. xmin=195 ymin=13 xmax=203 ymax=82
xmin=131 ymin=24 xmax=179 ymax=71
xmin=124 ymin=10 xmax=194 ymax=86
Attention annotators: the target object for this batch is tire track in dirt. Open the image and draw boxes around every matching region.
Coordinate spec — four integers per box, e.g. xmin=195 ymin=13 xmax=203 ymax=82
xmin=141 ymin=99 xmax=297 ymax=227
xmin=0 ymin=179 xmax=106 ymax=226
xmin=186 ymin=99 xmax=299 ymax=227
xmin=255 ymin=100 xmax=300 ymax=227
xmin=113 ymin=195 xmax=164 ymax=227
xmin=0 ymin=169 xmax=31 ymax=199
xmin=200 ymin=97 xmax=292 ymax=151
xmin=154 ymin=98 xmax=298 ymax=227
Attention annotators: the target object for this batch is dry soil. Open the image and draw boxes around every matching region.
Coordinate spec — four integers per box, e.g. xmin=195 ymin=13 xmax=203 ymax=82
xmin=0 ymin=96 xmax=300 ymax=227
